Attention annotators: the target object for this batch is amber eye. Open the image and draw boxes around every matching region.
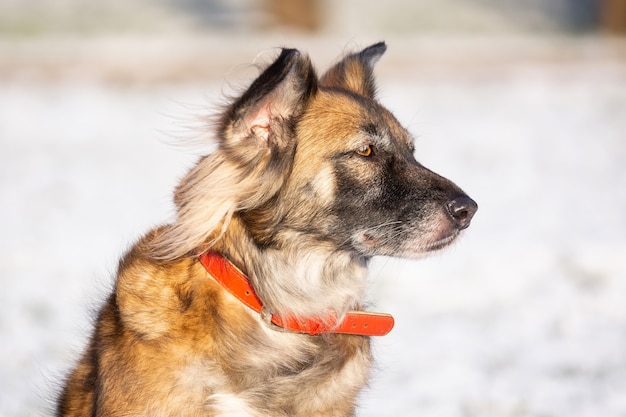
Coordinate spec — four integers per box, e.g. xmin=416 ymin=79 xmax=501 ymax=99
xmin=356 ymin=145 xmax=373 ymax=157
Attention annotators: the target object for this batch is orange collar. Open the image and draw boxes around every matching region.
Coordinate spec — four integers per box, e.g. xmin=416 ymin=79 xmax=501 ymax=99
xmin=198 ymin=251 xmax=394 ymax=336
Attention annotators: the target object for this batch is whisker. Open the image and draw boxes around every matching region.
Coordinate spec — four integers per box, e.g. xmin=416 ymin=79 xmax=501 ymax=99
xmin=359 ymin=220 xmax=403 ymax=234
xmin=336 ymin=221 xmax=404 ymax=248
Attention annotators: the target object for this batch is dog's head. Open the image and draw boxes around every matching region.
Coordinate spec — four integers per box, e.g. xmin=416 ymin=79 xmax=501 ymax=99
xmin=164 ymin=42 xmax=476 ymax=261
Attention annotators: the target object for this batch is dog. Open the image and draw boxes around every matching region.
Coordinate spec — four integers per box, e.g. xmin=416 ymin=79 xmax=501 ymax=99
xmin=56 ymin=42 xmax=477 ymax=417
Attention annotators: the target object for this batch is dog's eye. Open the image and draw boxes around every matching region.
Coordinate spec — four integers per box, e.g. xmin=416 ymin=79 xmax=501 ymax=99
xmin=356 ymin=145 xmax=373 ymax=157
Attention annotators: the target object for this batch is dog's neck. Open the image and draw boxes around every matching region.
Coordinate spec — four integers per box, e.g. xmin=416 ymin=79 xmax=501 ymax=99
xmin=211 ymin=218 xmax=371 ymax=320
xmin=249 ymin=244 xmax=369 ymax=319
xmin=198 ymin=251 xmax=394 ymax=336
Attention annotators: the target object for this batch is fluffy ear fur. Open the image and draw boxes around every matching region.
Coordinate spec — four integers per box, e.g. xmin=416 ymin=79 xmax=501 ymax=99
xmin=221 ymin=48 xmax=318 ymax=155
xmin=319 ymin=42 xmax=386 ymax=98
xmin=150 ymin=48 xmax=318 ymax=260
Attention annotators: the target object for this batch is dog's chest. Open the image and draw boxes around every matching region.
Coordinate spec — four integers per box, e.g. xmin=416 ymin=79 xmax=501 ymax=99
xmin=172 ymin=333 xmax=372 ymax=416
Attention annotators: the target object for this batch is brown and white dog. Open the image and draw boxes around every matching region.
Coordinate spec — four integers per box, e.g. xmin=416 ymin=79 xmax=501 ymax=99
xmin=57 ymin=42 xmax=477 ymax=417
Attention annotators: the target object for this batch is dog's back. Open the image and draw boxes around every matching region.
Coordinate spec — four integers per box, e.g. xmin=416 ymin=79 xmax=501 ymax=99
xmin=57 ymin=42 xmax=476 ymax=417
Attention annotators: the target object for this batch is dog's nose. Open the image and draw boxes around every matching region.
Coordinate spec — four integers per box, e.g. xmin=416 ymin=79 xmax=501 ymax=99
xmin=447 ymin=196 xmax=478 ymax=230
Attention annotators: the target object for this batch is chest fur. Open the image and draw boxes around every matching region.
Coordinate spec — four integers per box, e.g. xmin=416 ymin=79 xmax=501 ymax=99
xmin=111 ymin=253 xmax=372 ymax=415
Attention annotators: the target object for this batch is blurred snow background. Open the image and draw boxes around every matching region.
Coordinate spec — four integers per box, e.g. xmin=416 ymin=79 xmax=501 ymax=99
xmin=1 ymin=1 xmax=626 ymax=416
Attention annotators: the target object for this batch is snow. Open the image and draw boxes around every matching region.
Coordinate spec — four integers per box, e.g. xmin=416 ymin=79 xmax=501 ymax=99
xmin=1 ymin=37 xmax=625 ymax=417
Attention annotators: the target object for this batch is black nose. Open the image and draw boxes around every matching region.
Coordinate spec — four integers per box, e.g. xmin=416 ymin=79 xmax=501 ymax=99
xmin=447 ymin=196 xmax=478 ymax=230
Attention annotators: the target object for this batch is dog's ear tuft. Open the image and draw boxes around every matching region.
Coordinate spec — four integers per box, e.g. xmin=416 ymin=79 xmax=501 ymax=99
xmin=320 ymin=42 xmax=386 ymax=99
xmin=221 ymin=48 xmax=317 ymax=150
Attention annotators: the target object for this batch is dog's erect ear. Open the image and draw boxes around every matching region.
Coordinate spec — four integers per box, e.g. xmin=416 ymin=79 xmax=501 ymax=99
xmin=319 ymin=42 xmax=386 ymax=98
xmin=222 ymin=48 xmax=317 ymax=149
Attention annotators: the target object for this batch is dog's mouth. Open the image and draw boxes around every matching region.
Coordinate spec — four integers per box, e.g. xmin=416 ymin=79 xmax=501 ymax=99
xmin=422 ymin=229 xmax=460 ymax=252
xmin=351 ymin=222 xmax=463 ymax=259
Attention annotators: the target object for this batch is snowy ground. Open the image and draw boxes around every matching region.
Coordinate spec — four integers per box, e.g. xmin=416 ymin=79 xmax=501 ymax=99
xmin=1 ymin=36 xmax=626 ymax=417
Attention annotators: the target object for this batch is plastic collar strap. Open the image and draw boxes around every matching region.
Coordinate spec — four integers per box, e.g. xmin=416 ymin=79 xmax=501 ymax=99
xmin=198 ymin=251 xmax=394 ymax=336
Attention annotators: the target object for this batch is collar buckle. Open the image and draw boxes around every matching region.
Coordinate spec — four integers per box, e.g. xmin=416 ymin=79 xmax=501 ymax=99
xmin=260 ymin=307 xmax=289 ymax=333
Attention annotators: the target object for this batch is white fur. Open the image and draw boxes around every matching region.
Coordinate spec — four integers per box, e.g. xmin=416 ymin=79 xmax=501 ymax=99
xmin=310 ymin=164 xmax=336 ymax=204
xmin=211 ymin=393 xmax=258 ymax=417
xmin=247 ymin=242 xmax=368 ymax=320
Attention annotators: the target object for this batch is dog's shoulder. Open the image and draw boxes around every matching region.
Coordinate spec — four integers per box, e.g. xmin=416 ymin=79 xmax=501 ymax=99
xmin=113 ymin=227 xmax=223 ymax=341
